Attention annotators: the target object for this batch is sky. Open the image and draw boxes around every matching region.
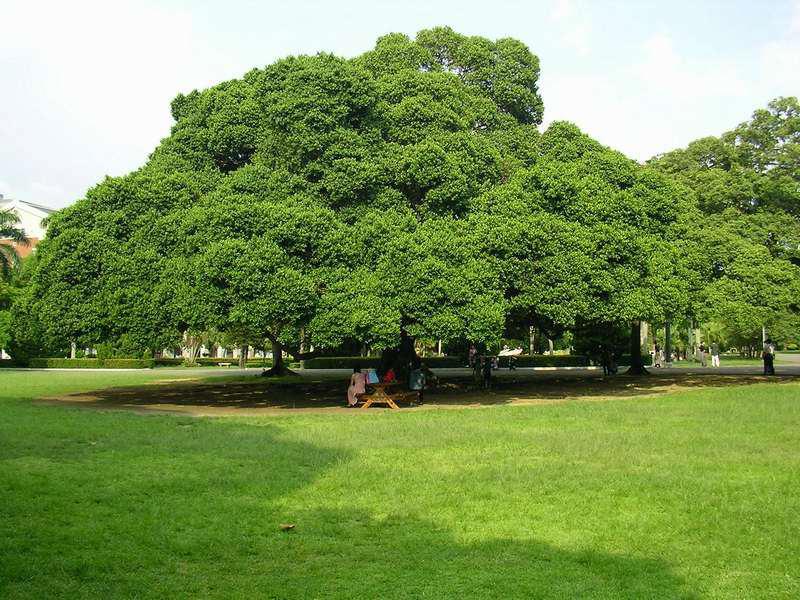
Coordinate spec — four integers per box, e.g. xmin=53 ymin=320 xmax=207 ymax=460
xmin=1 ymin=0 xmax=799 ymax=209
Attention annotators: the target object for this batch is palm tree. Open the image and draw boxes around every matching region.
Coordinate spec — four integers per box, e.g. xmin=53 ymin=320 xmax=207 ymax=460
xmin=0 ymin=209 xmax=30 ymax=279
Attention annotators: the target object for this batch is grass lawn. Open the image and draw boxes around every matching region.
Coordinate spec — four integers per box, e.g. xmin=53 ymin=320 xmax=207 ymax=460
xmin=1 ymin=370 xmax=799 ymax=598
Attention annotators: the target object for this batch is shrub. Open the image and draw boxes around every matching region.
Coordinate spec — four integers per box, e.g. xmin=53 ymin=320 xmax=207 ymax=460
xmin=29 ymin=358 xmax=155 ymax=369
xmin=510 ymin=355 xmax=589 ymax=367
xmin=615 ymin=355 xmax=653 ymax=367
xmin=153 ymin=357 xmax=273 ymax=367
xmin=95 ymin=343 xmax=114 ymax=361
xmin=154 ymin=358 xmax=183 ymax=366
xmin=103 ymin=359 xmax=155 ymax=369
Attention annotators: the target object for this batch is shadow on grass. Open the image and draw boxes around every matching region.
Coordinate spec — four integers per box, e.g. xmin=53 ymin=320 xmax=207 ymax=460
xmin=261 ymin=508 xmax=696 ymax=599
xmin=1 ymin=407 xmax=695 ymax=598
xmin=40 ymin=370 xmax=800 ymax=414
xmin=0 ymin=415 xmax=352 ymax=596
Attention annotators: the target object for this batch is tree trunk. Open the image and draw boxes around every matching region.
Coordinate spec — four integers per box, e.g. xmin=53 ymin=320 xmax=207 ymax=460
xmin=70 ymin=342 xmax=76 ymax=359
xmin=547 ymin=338 xmax=554 ymax=356
xmin=529 ymin=326 xmax=535 ymax=356
xmin=238 ymin=344 xmax=248 ymax=369
xmin=627 ymin=320 xmax=649 ymax=375
xmin=261 ymin=339 xmax=296 ymax=377
xmin=664 ymin=321 xmax=672 ymax=366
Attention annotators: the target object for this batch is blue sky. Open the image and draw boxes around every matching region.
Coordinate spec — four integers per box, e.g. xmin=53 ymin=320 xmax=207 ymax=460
xmin=1 ymin=0 xmax=799 ymax=208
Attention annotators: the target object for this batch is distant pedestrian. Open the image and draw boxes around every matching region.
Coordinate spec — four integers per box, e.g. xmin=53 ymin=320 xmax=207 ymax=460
xmin=409 ymin=358 xmax=426 ymax=404
xmin=698 ymin=343 xmax=708 ymax=367
xmin=710 ymin=342 xmax=720 ymax=367
xmin=601 ymin=346 xmax=617 ymax=376
xmin=763 ymin=338 xmax=776 ymax=375
xmin=482 ymin=356 xmax=493 ymax=389
xmin=653 ymin=343 xmax=662 ymax=368
xmin=468 ymin=344 xmax=477 ymax=368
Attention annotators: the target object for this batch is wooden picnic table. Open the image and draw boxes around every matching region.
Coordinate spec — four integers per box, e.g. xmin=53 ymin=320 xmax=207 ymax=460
xmin=358 ymin=381 xmax=414 ymax=410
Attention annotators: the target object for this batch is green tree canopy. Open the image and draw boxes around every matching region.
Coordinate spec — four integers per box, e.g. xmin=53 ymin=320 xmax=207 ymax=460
xmin=17 ymin=28 xmax=688 ymax=370
xmin=650 ymin=97 xmax=800 ymax=349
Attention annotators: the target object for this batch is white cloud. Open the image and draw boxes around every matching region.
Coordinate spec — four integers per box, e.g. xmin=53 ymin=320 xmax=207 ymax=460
xmin=543 ymin=32 xmax=749 ymax=161
xmin=0 ymin=180 xmax=14 ymax=198
xmin=760 ymin=39 xmax=800 ymax=92
xmin=0 ymin=0 xmax=242 ymax=208
xmin=633 ymin=33 xmax=743 ymax=100
xmin=562 ymin=21 xmax=591 ymax=56
xmin=550 ymin=0 xmax=575 ymax=22
xmin=791 ymin=0 xmax=800 ymax=33
xmin=758 ymin=1 xmax=800 ymax=96
xmin=547 ymin=0 xmax=591 ymax=56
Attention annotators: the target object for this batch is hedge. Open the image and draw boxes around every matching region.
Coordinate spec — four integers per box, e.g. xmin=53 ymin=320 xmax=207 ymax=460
xmin=615 ymin=354 xmax=656 ymax=367
xmin=507 ymin=355 xmax=589 ymax=367
xmin=302 ymin=355 xmax=591 ymax=369
xmin=302 ymin=356 xmax=464 ymax=369
xmin=154 ymin=357 xmax=273 ymax=367
xmin=29 ymin=358 xmax=155 ymax=369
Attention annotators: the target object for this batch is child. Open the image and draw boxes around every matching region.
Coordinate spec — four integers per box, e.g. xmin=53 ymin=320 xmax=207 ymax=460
xmin=409 ymin=359 xmax=426 ymax=404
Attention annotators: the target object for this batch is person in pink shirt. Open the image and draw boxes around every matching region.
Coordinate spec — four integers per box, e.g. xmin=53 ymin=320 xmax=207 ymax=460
xmin=347 ymin=366 xmax=367 ymax=407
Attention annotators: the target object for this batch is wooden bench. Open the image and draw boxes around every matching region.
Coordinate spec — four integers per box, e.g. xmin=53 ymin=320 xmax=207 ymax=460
xmin=217 ymin=362 xmax=232 ymax=367
xmin=357 ymin=382 xmax=418 ymax=409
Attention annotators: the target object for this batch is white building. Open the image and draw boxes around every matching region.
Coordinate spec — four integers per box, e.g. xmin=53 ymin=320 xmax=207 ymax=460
xmin=0 ymin=194 xmax=55 ymax=258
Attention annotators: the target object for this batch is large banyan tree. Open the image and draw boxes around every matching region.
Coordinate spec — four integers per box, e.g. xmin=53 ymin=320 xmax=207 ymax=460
xmin=16 ymin=27 xmax=693 ymax=372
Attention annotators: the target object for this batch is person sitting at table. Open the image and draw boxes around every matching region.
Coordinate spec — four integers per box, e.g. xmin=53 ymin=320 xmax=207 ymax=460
xmin=382 ymin=367 xmax=396 ymax=383
xmin=347 ymin=365 xmax=367 ymax=407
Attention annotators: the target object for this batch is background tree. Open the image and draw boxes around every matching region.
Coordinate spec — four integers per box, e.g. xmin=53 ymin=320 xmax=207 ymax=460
xmin=650 ymin=96 xmax=800 ymax=352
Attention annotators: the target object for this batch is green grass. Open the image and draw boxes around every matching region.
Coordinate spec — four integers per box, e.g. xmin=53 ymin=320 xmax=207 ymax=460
xmin=1 ymin=371 xmax=799 ymax=598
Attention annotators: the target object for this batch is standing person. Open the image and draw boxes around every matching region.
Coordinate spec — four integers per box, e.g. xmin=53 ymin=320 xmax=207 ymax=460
xmin=699 ymin=342 xmax=708 ymax=367
xmin=347 ymin=365 xmax=367 ymax=407
xmin=601 ymin=346 xmax=612 ymax=376
xmin=468 ymin=344 xmax=477 ymax=369
xmin=409 ymin=358 xmax=426 ymax=404
xmin=601 ymin=346 xmax=618 ymax=376
xmin=482 ymin=355 xmax=493 ymax=390
xmin=711 ymin=342 xmax=720 ymax=367
xmin=653 ymin=343 xmax=662 ymax=368
xmin=763 ymin=338 xmax=776 ymax=375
